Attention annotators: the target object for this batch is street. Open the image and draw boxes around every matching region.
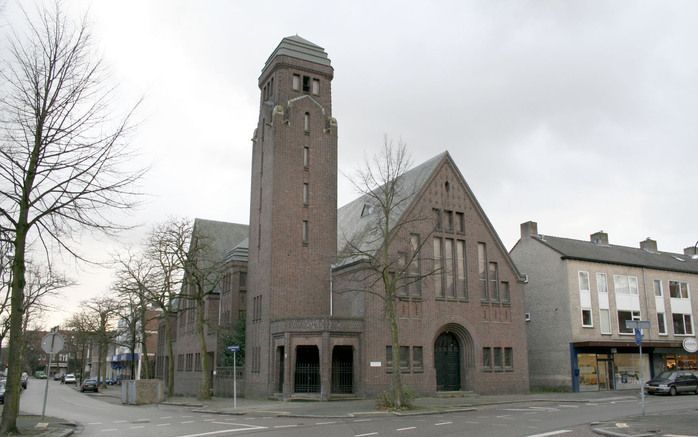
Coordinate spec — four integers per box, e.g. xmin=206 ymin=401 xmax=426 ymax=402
xmin=14 ymin=378 xmax=698 ymax=437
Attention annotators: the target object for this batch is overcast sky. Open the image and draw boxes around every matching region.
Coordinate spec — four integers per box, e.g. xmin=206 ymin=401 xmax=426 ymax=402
xmin=2 ymin=0 xmax=698 ymax=327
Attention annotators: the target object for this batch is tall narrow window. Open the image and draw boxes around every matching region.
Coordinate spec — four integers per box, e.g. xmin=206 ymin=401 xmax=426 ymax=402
xmin=304 ymin=112 xmax=310 ymax=132
xmin=599 ymin=309 xmax=611 ymax=334
xmin=444 ymin=239 xmax=454 ymax=297
xmin=445 ymin=210 xmax=454 ymax=232
xmin=500 ymin=281 xmax=510 ymax=304
xmin=399 ymin=346 xmax=410 ymax=371
xmin=302 ymin=75 xmax=310 ymax=92
xmin=596 ymin=273 xmax=608 ymax=293
xmin=478 ymin=243 xmax=488 ymax=300
xmin=292 ymin=74 xmax=300 ymax=91
xmin=504 ymin=348 xmax=513 ymax=369
xmin=302 ymin=220 xmax=309 ymax=244
xmin=412 ymin=346 xmax=423 ymax=371
xmin=653 ymin=279 xmax=663 ymax=297
xmin=488 ymin=262 xmax=499 ymax=301
xmin=456 ymin=212 xmax=465 ymax=233
xmin=303 ymin=183 xmax=309 ymax=205
xmin=303 ymin=146 xmax=309 ymax=168
xmin=657 ymin=312 xmax=667 ymax=335
xmin=433 ymin=238 xmax=443 ymax=297
xmin=493 ymin=348 xmax=503 ymax=370
xmin=312 ymin=78 xmax=320 ymax=95
xmin=409 ymin=234 xmax=421 ymax=296
xmin=456 ymin=240 xmax=466 ymax=299
xmin=482 ymin=347 xmax=492 ymax=369
xmin=433 ymin=208 xmax=442 ymax=231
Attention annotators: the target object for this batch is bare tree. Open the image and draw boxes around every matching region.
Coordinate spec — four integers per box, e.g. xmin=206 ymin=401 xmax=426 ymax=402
xmin=82 ymin=296 xmax=121 ymax=387
xmin=0 ymin=3 xmax=143 ymax=431
xmin=142 ymin=218 xmax=190 ymax=395
xmin=63 ymin=311 xmax=93 ymax=380
xmin=337 ymin=139 xmax=438 ymax=409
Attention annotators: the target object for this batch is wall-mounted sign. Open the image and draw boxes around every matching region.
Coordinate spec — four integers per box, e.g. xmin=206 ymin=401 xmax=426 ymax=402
xmin=683 ymin=337 xmax=698 ymax=353
xmin=370 ymin=361 xmax=382 ymax=367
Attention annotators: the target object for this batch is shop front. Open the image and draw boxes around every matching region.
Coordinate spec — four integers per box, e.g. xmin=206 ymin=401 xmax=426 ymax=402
xmin=570 ymin=341 xmax=692 ymax=392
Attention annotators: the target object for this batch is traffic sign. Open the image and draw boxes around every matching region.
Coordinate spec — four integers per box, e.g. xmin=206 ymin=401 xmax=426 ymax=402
xmin=41 ymin=332 xmax=64 ymax=354
xmin=634 ymin=328 xmax=643 ymax=345
xmin=226 ymin=345 xmax=240 ymax=353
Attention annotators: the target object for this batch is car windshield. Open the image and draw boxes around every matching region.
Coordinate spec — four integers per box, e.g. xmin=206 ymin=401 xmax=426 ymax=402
xmin=657 ymin=371 xmax=675 ymax=380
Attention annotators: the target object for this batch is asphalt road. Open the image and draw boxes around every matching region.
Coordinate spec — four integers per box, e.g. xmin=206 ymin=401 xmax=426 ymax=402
xmin=15 ymin=379 xmax=698 ymax=437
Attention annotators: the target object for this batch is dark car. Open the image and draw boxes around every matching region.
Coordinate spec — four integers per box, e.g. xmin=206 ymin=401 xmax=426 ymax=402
xmin=80 ymin=378 xmax=99 ymax=393
xmin=646 ymin=371 xmax=698 ymax=396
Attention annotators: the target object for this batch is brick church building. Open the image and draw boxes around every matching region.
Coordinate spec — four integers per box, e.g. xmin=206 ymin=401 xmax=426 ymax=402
xmin=243 ymin=36 xmax=529 ymax=399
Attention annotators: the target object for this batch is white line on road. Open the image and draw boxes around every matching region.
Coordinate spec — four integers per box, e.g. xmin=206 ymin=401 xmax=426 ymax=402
xmin=316 ymin=421 xmax=337 ymax=425
xmin=274 ymin=425 xmax=299 ymax=428
xmin=525 ymin=430 xmax=572 ymax=437
xmin=355 ymin=433 xmax=378 ymax=437
xmin=434 ymin=422 xmax=452 ymax=426
xmin=664 ymin=435 xmax=698 ymax=437
xmin=160 ymin=416 xmax=173 ymax=419
xmin=130 ymin=426 xmax=145 ymax=429
xmin=463 ymin=421 xmax=480 ymax=424
xmin=157 ymin=423 xmax=172 ymax=427
xmin=181 ymin=421 xmax=195 ymax=424
xmin=87 ymin=422 xmax=103 ymax=425
xmin=353 ymin=419 xmax=372 ymax=422
xmin=100 ymin=429 xmax=118 ymax=433
xmin=397 ymin=426 xmax=416 ymax=431
xmin=557 ymin=405 xmax=579 ymax=408
xmin=173 ymin=425 xmax=269 ymax=437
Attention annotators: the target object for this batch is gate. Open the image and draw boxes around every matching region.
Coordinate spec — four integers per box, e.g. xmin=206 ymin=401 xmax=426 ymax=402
xmin=435 ymin=332 xmax=461 ymax=391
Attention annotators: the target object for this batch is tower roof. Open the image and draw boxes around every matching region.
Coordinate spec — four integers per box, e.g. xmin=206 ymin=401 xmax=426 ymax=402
xmin=263 ymin=35 xmax=331 ymax=71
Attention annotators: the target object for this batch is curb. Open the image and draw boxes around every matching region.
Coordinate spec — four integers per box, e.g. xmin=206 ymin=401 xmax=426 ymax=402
xmin=591 ymin=427 xmax=655 ymax=437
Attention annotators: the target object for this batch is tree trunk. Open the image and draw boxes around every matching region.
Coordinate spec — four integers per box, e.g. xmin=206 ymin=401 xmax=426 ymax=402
xmin=0 ymin=229 xmax=28 ymax=434
xmin=165 ymin=317 xmax=175 ymax=395
xmin=386 ymin=287 xmax=403 ymax=409
xmin=196 ymin=301 xmax=211 ymax=400
xmin=140 ymin=306 xmax=150 ymax=379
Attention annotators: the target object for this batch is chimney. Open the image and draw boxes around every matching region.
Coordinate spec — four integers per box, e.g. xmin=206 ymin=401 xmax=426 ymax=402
xmin=520 ymin=221 xmax=538 ymax=239
xmin=640 ymin=238 xmax=657 ymax=252
xmin=684 ymin=246 xmax=698 ymax=257
xmin=590 ymin=231 xmax=608 ymax=245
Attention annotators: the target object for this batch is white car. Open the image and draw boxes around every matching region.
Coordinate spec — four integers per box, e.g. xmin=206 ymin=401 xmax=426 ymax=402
xmin=63 ymin=373 xmax=77 ymax=384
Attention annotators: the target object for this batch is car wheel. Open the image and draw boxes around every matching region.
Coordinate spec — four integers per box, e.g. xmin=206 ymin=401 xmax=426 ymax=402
xmin=669 ymin=386 xmax=677 ymax=396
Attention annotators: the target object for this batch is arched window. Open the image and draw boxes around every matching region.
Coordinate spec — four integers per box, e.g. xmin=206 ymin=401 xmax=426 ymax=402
xmin=304 ymin=112 xmax=310 ymax=132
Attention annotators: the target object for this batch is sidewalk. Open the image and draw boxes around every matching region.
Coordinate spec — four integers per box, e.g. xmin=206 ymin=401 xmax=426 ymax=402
xmin=591 ymin=409 xmax=698 ymax=437
xmin=14 ymin=414 xmax=75 ymax=437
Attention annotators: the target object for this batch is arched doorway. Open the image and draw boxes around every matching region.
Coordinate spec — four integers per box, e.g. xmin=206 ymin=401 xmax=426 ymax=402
xmin=435 ymin=332 xmax=461 ymax=391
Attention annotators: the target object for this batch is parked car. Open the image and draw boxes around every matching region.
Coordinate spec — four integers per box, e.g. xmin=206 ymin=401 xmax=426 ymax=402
xmin=0 ymin=381 xmax=5 ymax=404
xmin=20 ymin=372 xmax=28 ymax=389
xmin=63 ymin=373 xmax=77 ymax=384
xmin=53 ymin=373 xmax=63 ymax=381
xmin=646 ymin=371 xmax=698 ymax=396
xmin=35 ymin=370 xmax=47 ymax=379
xmin=80 ymin=378 xmax=99 ymax=393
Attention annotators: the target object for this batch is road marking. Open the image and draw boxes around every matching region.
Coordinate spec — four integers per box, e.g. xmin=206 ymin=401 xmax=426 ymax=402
xmin=496 ymin=415 xmax=513 ymax=418
xmin=274 ymin=425 xmax=298 ymax=428
xmin=354 ymin=419 xmax=372 ymax=422
xmin=664 ymin=435 xmax=698 ymax=437
xmin=130 ymin=426 xmax=145 ymax=429
xmin=316 ymin=421 xmax=337 ymax=425
xmin=160 ymin=416 xmax=173 ymax=419
xmin=182 ymin=415 xmax=193 ymax=418
xmin=355 ymin=433 xmax=378 ymax=437
xmin=504 ymin=408 xmax=538 ymax=412
xmin=101 ymin=429 xmax=118 ymax=433
xmin=397 ymin=427 xmax=416 ymax=431
xmin=435 ymin=422 xmax=452 ymax=426
xmin=464 ymin=421 xmax=480 ymax=424
xmin=181 ymin=420 xmax=195 ymax=424
xmin=525 ymin=431 xmax=572 ymax=437
xmin=157 ymin=423 xmax=172 ymax=427
xmin=88 ymin=422 xmax=103 ymax=425
xmin=172 ymin=425 xmax=269 ymax=437
xmin=557 ymin=405 xmax=578 ymax=408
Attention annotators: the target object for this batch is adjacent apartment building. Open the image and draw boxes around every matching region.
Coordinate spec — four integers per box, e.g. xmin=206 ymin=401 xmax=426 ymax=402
xmin=511 ymin=221 xmax=698 ymax=392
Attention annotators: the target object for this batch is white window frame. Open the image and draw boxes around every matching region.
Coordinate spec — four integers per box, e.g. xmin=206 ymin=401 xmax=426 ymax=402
xmin=578 ymin=271 xmax=590 ymax=293
xmin=672 ymin=313 xmax=694 ymax=336
xmin=653 ymin=279 xmax=663 ymax=297
xmin=613 ymin=275 xmax=639 ymax=295
xmin=657 ymin=312 xmax=667 ymax=335
xmin=618 ymin=310 xmax=641 ymax=334
xmin=669 ymin=280 xmax=690 ymax=299
xmin=581 ymin=308 xmax=593 ymax=328
xmin=596 ymin=273 xmax=608 ymax=293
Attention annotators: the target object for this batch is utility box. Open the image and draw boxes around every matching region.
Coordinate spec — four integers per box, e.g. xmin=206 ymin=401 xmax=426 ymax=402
xmin=121 ymin=379 xmax=164 ymax=405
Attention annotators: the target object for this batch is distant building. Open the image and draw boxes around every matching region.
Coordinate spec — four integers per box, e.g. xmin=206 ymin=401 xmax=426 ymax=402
xmin=510 ymin=221 xmax=698 ymax=392
xmin=109 ymin=308 xmax=162 ymax=380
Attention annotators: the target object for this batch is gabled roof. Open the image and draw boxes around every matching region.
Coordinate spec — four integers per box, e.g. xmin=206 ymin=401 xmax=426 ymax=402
xmin=336 ymin=152 xmax=445 ymax=267
xmin=533 ymin=235 xmax=698 ymax=275
xmin=262 ymin=35 xmax=331 ymax=71
xmin=191 ymin=218 xmax=249 ymax=266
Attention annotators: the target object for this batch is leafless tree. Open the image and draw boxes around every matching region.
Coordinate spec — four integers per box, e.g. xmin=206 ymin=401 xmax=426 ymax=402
xmin=0 ymin=3 xmax=144 ymax=431
xmin=63 ymin=311 xmax=93 ymax=380
xmin=142 ymin=218 xmax=190 ymax=395
xmin=337 ymin=139 xmax=438 ymax=409
xmin=82 ymin=296 xmax=121 ymax=386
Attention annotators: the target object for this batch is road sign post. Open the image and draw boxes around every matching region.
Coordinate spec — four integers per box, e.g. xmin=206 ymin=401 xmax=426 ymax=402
xmin=226 ymin=345 xmax=240 ymax=409
xmin=41 ymin=328 xmax=64 ymax=419
xmin=625 ymin=320 xmax=650 ymax=416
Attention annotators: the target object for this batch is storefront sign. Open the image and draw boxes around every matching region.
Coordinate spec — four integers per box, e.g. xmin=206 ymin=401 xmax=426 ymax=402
xmin=683 ymin=337 xmax=698 ymax=353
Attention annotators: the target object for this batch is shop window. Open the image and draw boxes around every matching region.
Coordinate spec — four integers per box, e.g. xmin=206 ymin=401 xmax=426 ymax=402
xmin=618 ymin=310 xmax=640 ymax=334
xmin=673 ymin=313 xmax=694 ymax=335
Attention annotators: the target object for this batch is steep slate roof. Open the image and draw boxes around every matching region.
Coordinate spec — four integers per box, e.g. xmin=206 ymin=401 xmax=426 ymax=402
xmin=191 ymin=218 xmax=249 ymax=267
xmin=534 ymin=235 xmax=698 ymax=275
xmin=336 ymin=152 xmax=446 ymax=267
xmin=262 ymin=35 xmax=331 ymax=71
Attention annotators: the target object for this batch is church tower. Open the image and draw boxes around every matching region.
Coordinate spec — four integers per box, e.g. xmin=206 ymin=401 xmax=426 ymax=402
xmin=246 ymin=36 xmax=339 ymax=397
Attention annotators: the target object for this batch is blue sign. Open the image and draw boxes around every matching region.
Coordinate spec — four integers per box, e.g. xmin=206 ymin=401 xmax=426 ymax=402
xmin=634 ymin=328 xmax=643 ymax=345
xmin=226 ymin=345 xmax=240 ymax=353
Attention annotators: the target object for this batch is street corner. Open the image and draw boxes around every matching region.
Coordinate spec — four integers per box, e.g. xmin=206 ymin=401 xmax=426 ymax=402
xmin=590 ymin=421 xmax=659 ymax=437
